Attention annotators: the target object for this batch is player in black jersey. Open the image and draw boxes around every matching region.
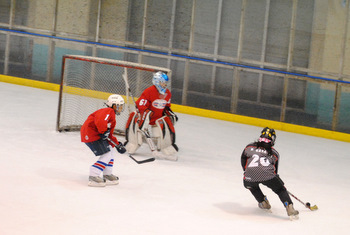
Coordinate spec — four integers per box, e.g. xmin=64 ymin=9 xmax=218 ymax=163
xmin=241 ymin=127 xmax=299 ymax=217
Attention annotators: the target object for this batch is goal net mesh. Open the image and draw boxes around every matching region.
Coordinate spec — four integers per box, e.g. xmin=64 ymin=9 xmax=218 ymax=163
xmin=56 ymin=55 xmax=171 ymax=135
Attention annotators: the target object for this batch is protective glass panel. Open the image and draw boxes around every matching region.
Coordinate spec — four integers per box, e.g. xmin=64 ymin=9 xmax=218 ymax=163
xmin=0 ymin=33 xmax=6 ymax=73
xmin=8 ymin=35 xmax=34 ymax=79
xmin=239 ymin=71 xmax=259 ymax=102
xmin=237 ymin=70 xmax=282 ymax=121
xmin=286 ymin=81 xmax=336 ymax=130
xmin=337 ymin=85 xmax=350 ymax=133
xmin=214 ymin=67 xmax=234 ymax=97
xmin=188 ymin=62 xmax=212 ymax=93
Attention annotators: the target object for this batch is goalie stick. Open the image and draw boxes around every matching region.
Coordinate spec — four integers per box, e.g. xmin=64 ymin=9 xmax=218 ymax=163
xmin=107 ymin=138 xmax=155 ymax=164
xmin=288 ymin=190 xmax=318 ymax=211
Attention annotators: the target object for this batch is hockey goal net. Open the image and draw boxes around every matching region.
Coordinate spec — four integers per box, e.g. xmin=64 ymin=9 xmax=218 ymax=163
xmin=56 ymin=55 xmax=172 ymax=135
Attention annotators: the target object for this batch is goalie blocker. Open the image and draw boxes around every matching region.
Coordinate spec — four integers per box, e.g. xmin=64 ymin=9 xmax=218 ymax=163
xmin=124 ymin=110 xmax=178 ymax=158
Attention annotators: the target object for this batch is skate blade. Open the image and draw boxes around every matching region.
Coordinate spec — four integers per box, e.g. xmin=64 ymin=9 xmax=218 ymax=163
xmin=259 ymin=208 xmax=272 ymax=213
xmin=88 ymin=181 xmax=106 ymax=187
xmin=105 ymin=180 xmax=119 ymax=186
xmin=289 ymin=214 xmax=299 ymax=220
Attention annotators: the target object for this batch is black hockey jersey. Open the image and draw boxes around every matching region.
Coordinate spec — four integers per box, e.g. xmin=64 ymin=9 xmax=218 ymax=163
xmin=241 ymin=142 xmax=279 ymax=182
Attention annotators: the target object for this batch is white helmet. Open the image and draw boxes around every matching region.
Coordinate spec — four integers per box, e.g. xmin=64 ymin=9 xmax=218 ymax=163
xmin=152 ymin=71 xmax=169 ymax=95
xmin=106 ymin=94 xmax=125 ymax=114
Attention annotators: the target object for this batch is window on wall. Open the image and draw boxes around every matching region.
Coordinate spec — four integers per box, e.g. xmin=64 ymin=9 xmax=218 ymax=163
xmin=127 ymin=0 xmax=145 ymax=44
xmin=144 ymin=0 xmax=172 ymax=48
xmin=127 ymin=0 xmax=193 ymax=50
xmin=13 ymin=1 xmax=29 ymax=26
xmin=172 ymin=0 xmax=192 ymax=51
xmin=218 ymin=0 xmax=242 ymax=58
xmin=55 ymin=0 xmax=98 ymax=39
xmin=241 ymin=0 xmax=267 ymax=61
xmin=192 ymin=1 xmax=218 ymax=54
xmin=238 ymin=0 xmax=314 ymax=69
xmin=0 ymin=1 xmax=29 ymax=27
xmin=293 ymin=0 xmax=314 ymax=68
xmin=265 ymin=0 xmax=293 ymax=66
xmin=0 ymin=0 xmax=10 ymax=24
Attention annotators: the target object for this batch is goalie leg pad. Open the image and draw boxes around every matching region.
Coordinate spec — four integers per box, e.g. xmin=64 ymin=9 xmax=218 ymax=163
xmin=138 ymin=109 xmax=153 ymax=131
xmin=153 ymin=116 xmax=178 ymax=156
xmin=124 ymin=111 xmax=143 ymax=154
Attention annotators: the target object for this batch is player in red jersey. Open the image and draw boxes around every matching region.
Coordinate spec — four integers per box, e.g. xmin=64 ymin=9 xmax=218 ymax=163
xmin=124 ymin=71 xmax=178 ymax=160
xmin=81 ymin=94 xmax=126 ymax=187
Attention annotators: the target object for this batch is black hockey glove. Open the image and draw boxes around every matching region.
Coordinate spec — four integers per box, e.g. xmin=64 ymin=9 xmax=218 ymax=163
xmin=99 ymin=129 xmax=110 ymax=140
xmin=115 ymin=142 xmax=126 ymax=154
xmin=164 ymin=106 xmax=178 ymax=123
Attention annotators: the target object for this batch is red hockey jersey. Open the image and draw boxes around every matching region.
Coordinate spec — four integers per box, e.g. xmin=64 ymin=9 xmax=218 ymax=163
xmin=136 ymin=85 xmax=172 ymax=125
xmin=80 ymin=107 xmax=119 ymax=146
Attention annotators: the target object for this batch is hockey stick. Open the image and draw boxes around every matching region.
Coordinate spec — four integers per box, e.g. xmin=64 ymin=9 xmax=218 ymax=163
xmin=107 ymin=137 xmax=155 ymax=164
xmin=287 ymin=190 xmax=318 ymax=211
xmin=122 ymin=69 xmax=162 ymax=155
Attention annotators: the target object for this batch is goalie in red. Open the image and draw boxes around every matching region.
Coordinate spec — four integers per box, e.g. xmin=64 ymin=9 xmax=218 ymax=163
xmin=124 ymin=71 xmax=178 ymax=161
xmin=81 ymin=94 xmax=127 ymax=187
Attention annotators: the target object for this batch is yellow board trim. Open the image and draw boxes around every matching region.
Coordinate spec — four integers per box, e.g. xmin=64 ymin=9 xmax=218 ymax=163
xmin=1 ymin=74 xmax=350 ymax=143
xmin=0 ymin=74 xmax=60 ymax=91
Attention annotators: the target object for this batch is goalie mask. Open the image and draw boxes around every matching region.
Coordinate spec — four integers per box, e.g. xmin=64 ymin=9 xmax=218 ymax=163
xmin=106 ymin=94 xmax=125 ymax=115
xmin=153 ymin=71 xmax=169 ymax=95
xmin=258 ymin=127 xmax=276 ymax=149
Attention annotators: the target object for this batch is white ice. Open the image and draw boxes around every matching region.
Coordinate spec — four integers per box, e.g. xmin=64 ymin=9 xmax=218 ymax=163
xmin=1 ymin=82 xmax=349 ymax=235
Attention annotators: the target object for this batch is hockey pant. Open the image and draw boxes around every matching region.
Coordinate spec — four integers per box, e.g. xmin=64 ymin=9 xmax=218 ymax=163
xmin=85 ymin=140 xmax=115 ymax=177
xmin=243 ymin=176 xmax=292 ymax=204
xmin=124 ymin=111 xmax=178 ymax=155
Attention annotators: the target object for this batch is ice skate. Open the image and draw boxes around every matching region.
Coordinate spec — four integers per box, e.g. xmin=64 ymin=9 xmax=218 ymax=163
xmin=284 ymin=202 xmax=299 ymax=220
xmin=103 ymin=174 xmax=119 ymax=185
xmin=258 ymin=196 xmax=271 ymax=211
xmin=88 ymin=176 xmax=106 ymax=187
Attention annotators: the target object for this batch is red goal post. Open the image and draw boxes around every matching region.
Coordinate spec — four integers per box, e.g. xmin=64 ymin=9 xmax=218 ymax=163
xmin=56 ymin=55 xmax=172 ymax=135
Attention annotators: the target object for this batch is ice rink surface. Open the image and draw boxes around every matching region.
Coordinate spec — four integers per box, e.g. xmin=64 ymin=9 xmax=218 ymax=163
xmin=1 ymin=82 xmax=349 ymax=235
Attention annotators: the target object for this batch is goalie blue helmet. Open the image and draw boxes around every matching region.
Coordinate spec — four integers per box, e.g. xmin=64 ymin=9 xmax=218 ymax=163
xmin=152 ymin=71 xmax=169 ymax=95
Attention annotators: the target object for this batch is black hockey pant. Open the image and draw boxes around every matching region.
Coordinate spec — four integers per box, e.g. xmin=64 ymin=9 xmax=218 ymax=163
xmin=243 ymin=176 xmax=292 ymax=205
xmin=85 ymin=139 xmax=110 ymax=156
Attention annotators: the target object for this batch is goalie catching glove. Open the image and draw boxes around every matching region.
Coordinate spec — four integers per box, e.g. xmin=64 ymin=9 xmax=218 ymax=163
xmin=115 ymin=142 xmax=126 ymax=154
xmin=163 ymin=106 xmax=178 ymax=124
